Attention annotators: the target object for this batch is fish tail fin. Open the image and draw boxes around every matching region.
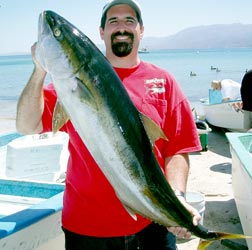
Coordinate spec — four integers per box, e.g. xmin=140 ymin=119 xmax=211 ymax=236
xmin=197 ymin=232 xmax=252 ymax=250
xmin=197 ymin=240 xmax=212 ymax=250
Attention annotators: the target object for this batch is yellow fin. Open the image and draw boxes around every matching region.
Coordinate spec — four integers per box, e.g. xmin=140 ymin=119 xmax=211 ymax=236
xmin=52 ymin=100 xmax=69 ymax=133
xmin=140 ymin=113 xmax=168 ymax=145
xmin=197 ymin=240 xmax=212 ymax=250
xmin=75 ymin=76 xmax=98 ymax=111
xmin=116 ymin=193 xmax=137 ymax=221
xmin=197 ymin=232 xmax=252 ymax=250
xmin=122 ymin=204 xmax=137 ymax=221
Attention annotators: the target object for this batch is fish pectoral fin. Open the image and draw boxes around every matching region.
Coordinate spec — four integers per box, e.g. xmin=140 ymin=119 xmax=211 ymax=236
xmin=52 ymin=100 xmax=69 ymax=133
xmin=122 ymin=204 xmax=137 ymax=221
xmin=140 ymin=113 xmax=168 ymax=144
xmin=75 ymin=77 xmax=98 ymax=110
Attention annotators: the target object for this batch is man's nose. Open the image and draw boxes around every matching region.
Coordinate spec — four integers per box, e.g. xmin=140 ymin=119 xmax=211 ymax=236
xmin=116 ymin=21 xmax=127 ymax=33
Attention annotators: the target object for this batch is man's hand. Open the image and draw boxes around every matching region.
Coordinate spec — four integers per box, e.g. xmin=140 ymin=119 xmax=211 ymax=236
xmin=31 ymin=42 xmax=47 ymax=76
xmin=167 ymin=197 xmax=201 ymax=239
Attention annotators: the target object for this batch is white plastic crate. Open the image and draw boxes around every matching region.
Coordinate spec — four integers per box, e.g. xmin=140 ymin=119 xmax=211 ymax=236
xmin=5 ymin=133 xmax=66 ymax=178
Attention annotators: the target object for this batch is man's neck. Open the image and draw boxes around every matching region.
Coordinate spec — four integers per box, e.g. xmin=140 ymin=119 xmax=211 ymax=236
xmin=106 ymin=52 xmax=141 ymax=69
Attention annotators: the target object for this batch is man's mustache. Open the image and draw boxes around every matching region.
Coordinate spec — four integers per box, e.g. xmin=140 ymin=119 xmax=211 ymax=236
xmin=111 ymin=31 xmax=134 ymax=41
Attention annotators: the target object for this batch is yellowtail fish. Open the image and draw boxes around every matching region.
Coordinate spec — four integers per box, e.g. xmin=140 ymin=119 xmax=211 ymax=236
xmin=36 ymin=10 xmax=252 ymax=249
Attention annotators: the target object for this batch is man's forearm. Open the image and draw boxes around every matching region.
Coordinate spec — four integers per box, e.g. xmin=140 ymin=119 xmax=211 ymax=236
xmin=16 ymin=68 xmax=46 ymax=134
xmin=164 ymin=153 xmax=190 ymax=193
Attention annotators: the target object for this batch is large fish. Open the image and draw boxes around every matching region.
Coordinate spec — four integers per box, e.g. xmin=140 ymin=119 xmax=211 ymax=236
xmin=36 ymin=10 xmax=252 ymax=249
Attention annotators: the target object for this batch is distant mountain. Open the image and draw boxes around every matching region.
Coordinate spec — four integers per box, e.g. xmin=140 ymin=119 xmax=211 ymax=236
xmin=140 ymin=23 xmax=252 ymax=50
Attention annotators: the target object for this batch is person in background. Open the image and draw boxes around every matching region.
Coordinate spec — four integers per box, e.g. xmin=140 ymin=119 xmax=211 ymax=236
xmin=211 ymin=79 xmax=241 ymax=102
xmin=241 ymin=69 xmax=252 ymax=128
xmin=16 ymin=0 xmax=202 ymax=249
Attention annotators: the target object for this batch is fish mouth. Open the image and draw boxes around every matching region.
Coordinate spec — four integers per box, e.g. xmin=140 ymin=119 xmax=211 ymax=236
xmin=38 ymin=10 xmax=63 ymax=39
xmin=38 ymin=11 xmax=52 ymax=40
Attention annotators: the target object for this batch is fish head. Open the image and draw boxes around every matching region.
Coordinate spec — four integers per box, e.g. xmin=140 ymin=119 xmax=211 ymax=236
xmin=36 ymin=10 xmax=110 ymax=109
xmin=36 ymin=10 xmax=92 ymax=81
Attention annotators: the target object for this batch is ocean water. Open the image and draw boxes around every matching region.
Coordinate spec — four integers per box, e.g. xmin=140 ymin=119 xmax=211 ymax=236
xmin=0 ymin=48 xmax=251 ymax=122
xmin=139 ymin=48 xmax=251 ymax=102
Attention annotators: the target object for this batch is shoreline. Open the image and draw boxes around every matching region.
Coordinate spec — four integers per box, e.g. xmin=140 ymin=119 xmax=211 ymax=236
xmin=0 ymin=118 xmax=16 ymax=133
xmin=0 ymin=99 xmax=17 ymax=133
xmin=0 ymin=98 xmax=205 ymax=134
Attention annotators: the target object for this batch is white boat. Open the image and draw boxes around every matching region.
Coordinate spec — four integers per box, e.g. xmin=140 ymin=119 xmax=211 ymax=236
xmin=0 ymin=179 xmax=65 ymax=250
xmin=138 ymin=47 xmax=149 ymax=53
xmin=200 ymin=98 xmax=251 ymax=132
xmin=226 ymin=132 xmax=252 ymax=250
xmin=0 ymin=131 xmax=68 ymax=249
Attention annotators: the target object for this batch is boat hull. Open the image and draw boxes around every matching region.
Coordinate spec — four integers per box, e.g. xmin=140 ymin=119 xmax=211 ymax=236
xmin=0 ymin=179 xmax=65 ymax=250
xmin=201 ymin=100 xmax=251 ymax=131
xmin=0 ymin=210 xmax=64 ymax=250
xmin=226 ymin=132 xmax=252 ymax=250
xmin=0 ymin=132 xmax=66 ymax=249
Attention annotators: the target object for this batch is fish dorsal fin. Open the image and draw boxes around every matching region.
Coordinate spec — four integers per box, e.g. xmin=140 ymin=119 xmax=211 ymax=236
xmin=140 ymin=113 xmax=168 ymax=145
xmin=52 ymin=100 xmax=69 ymax=133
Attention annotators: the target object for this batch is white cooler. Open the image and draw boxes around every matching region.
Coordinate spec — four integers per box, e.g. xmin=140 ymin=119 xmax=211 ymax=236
xmin=5 ymin=132 xmax=67 ymax=180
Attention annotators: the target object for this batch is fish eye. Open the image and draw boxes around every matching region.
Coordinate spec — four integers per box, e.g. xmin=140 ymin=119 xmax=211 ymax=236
xmin=54 ymin=28 xmax=61 ymax=37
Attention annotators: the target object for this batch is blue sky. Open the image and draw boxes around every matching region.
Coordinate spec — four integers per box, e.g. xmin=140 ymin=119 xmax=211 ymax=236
xmin=0 ymin=0 xmax=252 ymax=54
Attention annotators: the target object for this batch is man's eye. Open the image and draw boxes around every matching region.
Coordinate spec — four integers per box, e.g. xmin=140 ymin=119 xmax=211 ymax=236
xmin=126 ymin=18 xmax=136 ymax=24
xmin=109 ymin=20 xmax=117 ymax=24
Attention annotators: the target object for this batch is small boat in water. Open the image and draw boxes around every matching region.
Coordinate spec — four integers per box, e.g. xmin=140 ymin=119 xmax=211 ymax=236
xmin=0 ymin=131 xmax=68 ymax=249
xmin=138 ymin=47 xmax=149 ymax=54
xmin=226 ymin=132 xmax=252 ymax=250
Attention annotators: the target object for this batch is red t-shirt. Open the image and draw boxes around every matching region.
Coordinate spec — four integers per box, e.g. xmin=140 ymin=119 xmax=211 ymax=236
xmin=42 ymin=61 xmax=201 ymax=237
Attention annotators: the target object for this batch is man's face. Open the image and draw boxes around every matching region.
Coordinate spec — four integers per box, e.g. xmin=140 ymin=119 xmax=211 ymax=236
xmin=100 ymin=4 xmax=144 ymax=57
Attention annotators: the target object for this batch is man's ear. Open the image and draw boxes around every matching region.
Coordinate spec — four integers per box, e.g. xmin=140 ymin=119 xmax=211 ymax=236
xmin=99 ymin=27 xmax=105 ymax=40
xmin=140 ymin=26 xmax=144 ymax=40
